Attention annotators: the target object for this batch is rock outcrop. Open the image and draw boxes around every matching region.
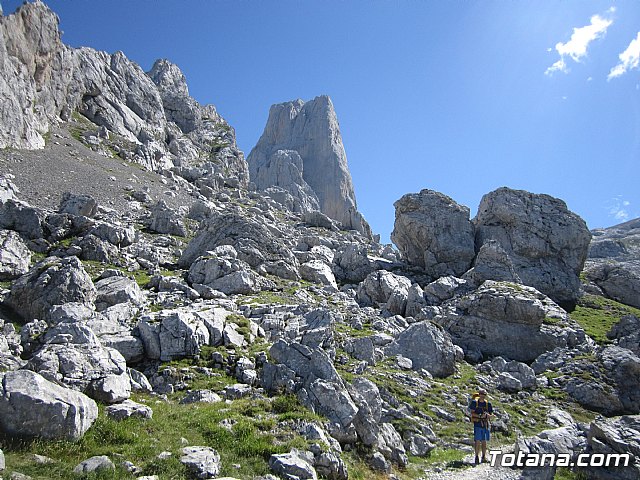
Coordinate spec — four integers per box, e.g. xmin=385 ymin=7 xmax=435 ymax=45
xmin=247 ymin=96 xmax=371 ymax=237
xmin=440 ymin=281 xmax=587 ymax=362
xmin=392 ymin=189 xmax=475 ymax=279
xmin=5 ymin=256 xmax=96 ymax=322
xmin=0 ymin=370 xmax=98 ymax=440
xmin=583 ymin=217 xmax=640 ymax=308
xmin=474 ymin=187 xmax=591 ymax=309
xmin=0 ymin=2 xmax=248 ymax=183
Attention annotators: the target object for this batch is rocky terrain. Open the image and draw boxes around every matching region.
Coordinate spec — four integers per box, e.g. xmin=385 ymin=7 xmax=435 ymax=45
xmin=0 ymin=2 xmax=639 ymax=480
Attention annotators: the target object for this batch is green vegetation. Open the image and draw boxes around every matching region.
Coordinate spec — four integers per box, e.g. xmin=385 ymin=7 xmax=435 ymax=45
xmin=1 ymin=392 xmax=317 ymax=480
xmin=80 ymin=259 xmax=153 ymax=288
xmin=570 ymin=294 xmax=640 ymax=344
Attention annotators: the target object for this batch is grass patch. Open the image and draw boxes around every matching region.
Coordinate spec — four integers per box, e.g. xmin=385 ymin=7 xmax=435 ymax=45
xmin=80 ymin=260 xmax=151 ymax=288
xmin=570 ymin=294 xmax=640 ymax=344
xmin=2 ymin=393 xmax=317 ymax=480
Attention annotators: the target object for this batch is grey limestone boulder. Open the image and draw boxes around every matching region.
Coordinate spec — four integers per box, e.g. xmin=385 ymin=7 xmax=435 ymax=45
xmin=247 ymin=96 xmax=371 ymax=237
xmin=583 ymin=261 xmax=640 ymax=309
xmin=94 ymin=273 xmax=145 ymax=311
xmin=0 ymin=174 xmax=19 ymax=204
xmin=348 ymin=377 xmax=382 ymax=446
xmin=269 ymin=449 xmax=318 ymax=480
xmin=0 ymin=370 xmax=98 ymax=440
xmin=0 ymin=199 xmax=45 ymax=240
xmin=26 ymin=322 xmax=131 ymax=403
xmin=0 ymin=229 xmax=31 ymax=280
xmin=90 ymin=221 xmax=136 ymax=247
xmin=180 ymin=390 xmax=222 ymax=405
xmin=300 ymin=260 xmax=337 ymax=290
xmin=582 ymin=415 xmax=640 ymax=480
xmin=385 ymin=321 xmax=457 ymax=377
xmin=391 ymin=189 xmax=475 ymax=279
xmin=314 ymin=451 xmax=348 ymax=480
xmin=462 ymin=239 xmax=521 ymax=286
xmin=356 ymin=270 xmax=412 ymax=314
xmin=5 ymin=256 xmax=96 ymax=322
xmin=58 ymin=192 xmax=98 ymax=218
xmin=584 ymin=217 xmax=640 ymax=308
xmin=187 ymin=253 xmax=274 ymax=295
xmin=180 ymin=446 xmax=221 ymax=479
xmin=377 ymin=423 xmax=408 ymax=467
xmin=332 ymin=243 xmax=376 ymax=284
xmin=443 ymin=281 xmax=585 ymax=362
xmin=105 ymin=399 xmax=153 ymax=420
xmin=179 ymin=212 xmax=299 ymax=281
xmin=423 ymin=275 xmax=469 ymax=304
xmin=265 ymin=340 xmax=358 ymax=428
xmin=474 ymin=187 xmax=591 ymax=309
xmin=148 ymin=200 xmax=188 ymax=237
xmin=73 ymin=456 xmax=115 ymax=474
xmin=138 ymin=309 xmax=210 ymax=361
xmin=608 ymin=315 xmax=640 ymax=356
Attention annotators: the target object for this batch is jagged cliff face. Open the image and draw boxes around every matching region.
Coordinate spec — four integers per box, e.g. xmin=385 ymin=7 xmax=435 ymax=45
xmin=0 ymin=1 xmax=249 ymax=185
xmin=247 ymin=96 xmax=372 ymax=238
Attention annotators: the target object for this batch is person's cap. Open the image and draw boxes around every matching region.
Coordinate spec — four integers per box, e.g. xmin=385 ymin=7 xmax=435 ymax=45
xmin=478 ymin=388 xmax=488 ymax=395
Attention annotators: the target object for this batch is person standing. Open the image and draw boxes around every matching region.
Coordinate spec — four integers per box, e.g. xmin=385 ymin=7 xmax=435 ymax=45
xmin=468 ymin=388 xmax=493 ymax=465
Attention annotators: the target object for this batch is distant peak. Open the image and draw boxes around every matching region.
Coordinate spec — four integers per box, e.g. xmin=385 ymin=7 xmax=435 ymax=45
xmin=147 ymin=58 xmax=189 ymax=96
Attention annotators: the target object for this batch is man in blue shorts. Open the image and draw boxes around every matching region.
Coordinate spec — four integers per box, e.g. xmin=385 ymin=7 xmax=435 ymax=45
xmin=469 ymin=388 xmax=493 ymax=465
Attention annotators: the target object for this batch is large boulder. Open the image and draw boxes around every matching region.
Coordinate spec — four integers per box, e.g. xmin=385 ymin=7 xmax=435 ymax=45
xmin=269 ymin=450 xmax=317 ymax=480
xmin=474 ymin=187 xmax=591 ymax=309
xmin=356 ymin=270 xmax=412 ymax=316
xmin=585 ymin=218 xmax=640 ymax=306
xmin=264 ymin=340 xmax=358 ymax=429
xmin=187 ymin=252 xmax=274 ymax=295
xmin=535 ymin=346 xmax=640 ymax=416
xmin=443 ymin=281 xmax=586 ymax=362
xmin=608 ymin=315 xmax=640 ymax=356
xmin=5 ymin=256 xmax=96 ymax=321
xmin=178 ymin=212 xmax=299 ymax=281
xmin=147 ymin=200 xmax=188 ymax=237
xmin=581 ymin=415 xmax=640 ymax=480
xmin=180 ymin=446 xmax=222 ymax=480
xmin=25 ymin=322 xmax=131 ymax=403
xmin=247 ymin=96 xmax=371 ymax=237
xmin=94 ymin=273 xmax=145 ymax=311
xmin=0 ymin=229 xmax=31 ymax=280
xmin=58 ymin=192 xmax=98 ymax=218
xmin=391 ymin=189 xmax=475 ymax=279
xmin=137 ymin=308 xmax=214 ymax=362
xmin=384 ymin=321 xmax=457 ymax=377
xmin=48 ymin=302 xmax=144 ymax=364
xmin=0 ymin=370 xmax=98 ymax=440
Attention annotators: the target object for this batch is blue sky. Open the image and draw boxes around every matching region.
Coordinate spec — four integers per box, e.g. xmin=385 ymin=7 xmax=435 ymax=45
xmin=4 ymin=1 xmax=640 ymax=242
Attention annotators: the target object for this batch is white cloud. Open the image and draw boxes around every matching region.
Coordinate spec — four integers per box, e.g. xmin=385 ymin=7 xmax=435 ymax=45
xmin=609 ymin=197 xmax=631 ymax=222
xmin=546 ymin=12 xmax=613 ymax=76
xmin=608 ymin=31 xmax=640 ymax=80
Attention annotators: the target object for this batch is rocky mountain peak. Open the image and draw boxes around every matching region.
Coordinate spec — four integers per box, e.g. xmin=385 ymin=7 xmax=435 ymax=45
xmin=148 ymin=58 xmax=190 ymax=97
xmin=248 ymin=95 xmax=372 ymax=238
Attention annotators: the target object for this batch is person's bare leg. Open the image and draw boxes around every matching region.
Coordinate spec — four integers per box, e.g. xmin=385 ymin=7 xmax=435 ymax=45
xmin=481 ymin=441 xmax=487 ymax=461
xmin=474 ymin=440 xmax=480 ymax=464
